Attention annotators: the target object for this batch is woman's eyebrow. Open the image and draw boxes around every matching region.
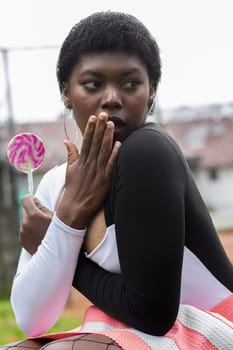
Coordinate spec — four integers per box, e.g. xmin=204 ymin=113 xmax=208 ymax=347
xmin=80 ymin=70 xmax=102 ymax=77
xmin=80 ymin=67 xmax=142 ymax=77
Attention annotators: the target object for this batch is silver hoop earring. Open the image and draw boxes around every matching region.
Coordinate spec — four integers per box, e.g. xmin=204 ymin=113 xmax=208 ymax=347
xmin=63 ymin=107 xmax=71 ymax=140
xmin=63 ymin=107 xmax=82 ymax=148
xmin=148 ymin=99 xmax=155 ymax=115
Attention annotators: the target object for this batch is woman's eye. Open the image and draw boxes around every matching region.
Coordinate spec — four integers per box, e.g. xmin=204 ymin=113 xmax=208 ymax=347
xmin=124 ymin=80 xmax=140 ymax=89
xmin=82 ymin=81 xmax=101 ymax=90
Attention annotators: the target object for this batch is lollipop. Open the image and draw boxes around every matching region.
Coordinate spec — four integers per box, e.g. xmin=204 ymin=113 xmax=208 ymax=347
xmin=7 ymin=133 xmax=45 ymax=194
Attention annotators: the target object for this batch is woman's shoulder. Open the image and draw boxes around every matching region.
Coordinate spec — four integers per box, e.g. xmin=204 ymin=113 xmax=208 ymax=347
xmin=40 ymin=162 xmax=67 ymax=186
xmin=140 ymin=122 xmax=180 ymax=145
xmin=46 ymin=162 xmax=67 ymax=177
xmin=123 ymin=122 xmax=184 ymax=158
xmin=118 ymin=122 xmax=189 ymax=182
xmin=35 ymin=162 xmax=67 ymax=209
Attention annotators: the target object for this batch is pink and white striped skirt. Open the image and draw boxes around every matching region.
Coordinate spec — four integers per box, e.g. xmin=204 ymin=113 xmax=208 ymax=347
xmin=36 ymin=294 xmax=233 ymax=349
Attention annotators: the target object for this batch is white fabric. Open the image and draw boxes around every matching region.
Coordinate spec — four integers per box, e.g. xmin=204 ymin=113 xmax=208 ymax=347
xmin=176 ymin=304 xmax=233 ymax=349
xmin=180 ymin=246 xmax=231 ymax=309
xmin=85 ymin=224 xmax=121 ymax=273
xmin=11 ymin=163 xmax=231 ymax=337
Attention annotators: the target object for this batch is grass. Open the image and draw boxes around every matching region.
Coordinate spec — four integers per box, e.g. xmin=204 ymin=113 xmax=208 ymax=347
xmin=0 ymin=299 xmax=81 ymax=345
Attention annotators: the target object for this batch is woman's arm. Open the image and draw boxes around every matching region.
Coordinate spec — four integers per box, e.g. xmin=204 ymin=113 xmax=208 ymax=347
xmin=11 ymin=161 xmax=87 ymax=336
xmin=11 ymin=214 xmax=86 ymax=337
xmin=11 ymin=115 xmax=120 ymax=337
xmin=73 ymin=126 xmax=187 ymax=336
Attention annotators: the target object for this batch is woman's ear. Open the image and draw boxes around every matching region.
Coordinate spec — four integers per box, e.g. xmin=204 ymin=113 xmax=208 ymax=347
xmin=62 ymin=83 xmax=72 ymax=109
xmin=148 ymin=85 xmax=156 ymax=111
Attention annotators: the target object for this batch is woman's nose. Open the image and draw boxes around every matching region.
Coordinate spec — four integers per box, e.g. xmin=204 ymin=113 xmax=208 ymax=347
xmin=100 ymin=86 xmax=122 ymax=110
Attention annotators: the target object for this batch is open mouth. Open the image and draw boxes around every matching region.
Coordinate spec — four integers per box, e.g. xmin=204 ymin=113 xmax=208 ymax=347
xmin=108 ymin=116 xmax=126 ymax=130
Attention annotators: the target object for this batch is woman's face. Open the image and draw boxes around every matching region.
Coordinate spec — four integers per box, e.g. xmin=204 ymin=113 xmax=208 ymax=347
xmin=63 ymin=52 xmax=155 ymax=142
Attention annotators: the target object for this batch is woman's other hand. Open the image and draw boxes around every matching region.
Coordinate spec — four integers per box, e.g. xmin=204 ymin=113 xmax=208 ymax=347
xmin=19 ymin=195 xmax=53 ymax=255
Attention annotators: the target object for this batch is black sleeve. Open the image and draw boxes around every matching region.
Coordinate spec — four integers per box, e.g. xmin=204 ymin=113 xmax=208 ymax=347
xmin=73 ymin=126 xmax=187 ymax=335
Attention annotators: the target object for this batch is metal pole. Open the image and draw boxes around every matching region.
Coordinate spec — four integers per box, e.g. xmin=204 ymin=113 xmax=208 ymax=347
xmin=1 ymin=47 xmax=18 ymax=206
xmin=1 ymin=47 xmax=19 ymax=221
xmin=1 ymin=48 xmax=15 ymax=135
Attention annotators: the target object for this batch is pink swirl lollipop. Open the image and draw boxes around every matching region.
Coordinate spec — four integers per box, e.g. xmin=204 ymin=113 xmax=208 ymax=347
xmin=7 ymin=133 xmax=45 ymax=194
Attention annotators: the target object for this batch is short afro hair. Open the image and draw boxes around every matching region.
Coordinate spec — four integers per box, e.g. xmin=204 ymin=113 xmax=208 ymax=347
xmin=56 ymin=11 xmax=161 ymax=93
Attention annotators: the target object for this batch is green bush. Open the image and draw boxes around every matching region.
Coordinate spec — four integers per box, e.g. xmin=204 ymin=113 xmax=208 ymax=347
xmin=0 ymin=300 xmax=80 ymax=345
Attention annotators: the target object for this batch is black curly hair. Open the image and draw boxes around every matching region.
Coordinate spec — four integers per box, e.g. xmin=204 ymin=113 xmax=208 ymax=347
xmin=56 ymin=11 xmax=161 ymax=93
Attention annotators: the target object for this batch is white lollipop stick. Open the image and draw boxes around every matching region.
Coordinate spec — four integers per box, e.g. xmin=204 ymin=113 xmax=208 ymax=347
xmin=27 ymin=169 xmax=34 ymax=195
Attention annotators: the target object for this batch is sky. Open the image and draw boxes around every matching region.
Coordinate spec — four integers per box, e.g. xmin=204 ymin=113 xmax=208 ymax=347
xmin=0 ymin=0 xmax=233 ymax=124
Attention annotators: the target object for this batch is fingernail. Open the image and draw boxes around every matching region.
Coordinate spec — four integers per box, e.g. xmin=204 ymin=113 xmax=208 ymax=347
xmin=89 ymin=115 xmax=97 ymax=122
xmin=107 ymin=121 xmax=114 ymax=128
xmin=99 ymin=112 xmax=108 ymax=120
xmin=115 ymin=141 xmax=121 ymax=148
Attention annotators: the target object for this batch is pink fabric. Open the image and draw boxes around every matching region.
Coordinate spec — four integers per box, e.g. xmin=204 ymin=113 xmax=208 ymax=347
xmin=166 ymin=319 xmax=217 ymax=350
xmin=99 ymin=330 xmax=150 ymax=350
xmin=82 ymin=305 xmax=129 ymax=328
xmin=210 ymin=293 xmax=233 ymax=321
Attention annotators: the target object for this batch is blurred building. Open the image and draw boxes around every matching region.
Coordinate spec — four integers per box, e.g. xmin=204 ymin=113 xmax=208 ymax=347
xmin=165 ymin=116 xmax=233 ymax=213
xmin=165 ymin=116 xmax=233 ymax=262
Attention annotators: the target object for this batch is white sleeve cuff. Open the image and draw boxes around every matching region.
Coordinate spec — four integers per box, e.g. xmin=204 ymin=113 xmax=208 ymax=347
xmin=53 ymin=212 xmax=87 ymax=237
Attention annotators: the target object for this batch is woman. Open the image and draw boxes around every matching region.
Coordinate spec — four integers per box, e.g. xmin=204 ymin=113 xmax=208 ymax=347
xmin=2 ymin=11 xmax=233 ymax=350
